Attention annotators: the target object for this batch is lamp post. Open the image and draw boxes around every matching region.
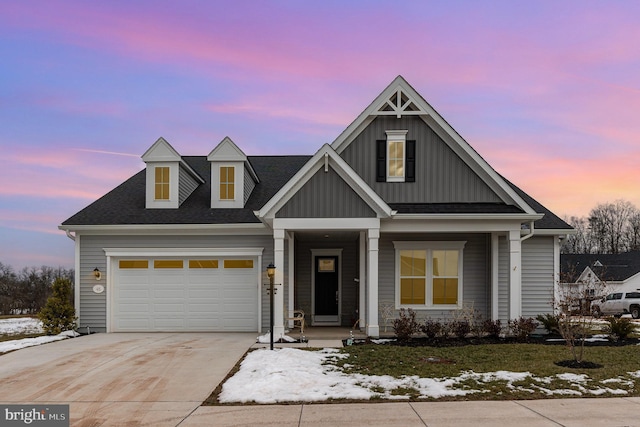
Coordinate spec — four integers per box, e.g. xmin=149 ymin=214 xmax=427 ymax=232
xmin=266 ymin=263 xmax=277 ymax=350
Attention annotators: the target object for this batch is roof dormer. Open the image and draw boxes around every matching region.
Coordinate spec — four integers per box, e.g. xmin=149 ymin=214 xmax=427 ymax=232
xmin=207 ymin=137 xmax=259 ymax=209
xmin=142 ymin=137 xmax=203 ymax=209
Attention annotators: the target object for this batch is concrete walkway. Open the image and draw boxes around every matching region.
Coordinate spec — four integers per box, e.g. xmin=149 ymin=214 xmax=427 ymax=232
xmin=1 ymin=332 xmax=639 ymax=426
xmin=187 ymin=398 xmax=640 ymax=426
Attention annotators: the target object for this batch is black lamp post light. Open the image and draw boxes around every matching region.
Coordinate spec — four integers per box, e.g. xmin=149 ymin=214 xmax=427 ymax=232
xmin=265 ymin=263 xmax=278 ymax=350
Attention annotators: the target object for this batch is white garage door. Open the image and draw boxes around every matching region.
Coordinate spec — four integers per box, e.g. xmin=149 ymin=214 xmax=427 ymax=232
xmin=112 ymin=257 xmax=258 ymax=332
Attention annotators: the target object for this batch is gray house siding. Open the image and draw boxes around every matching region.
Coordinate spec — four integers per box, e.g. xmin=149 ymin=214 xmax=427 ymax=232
xmin=498 ymin=236 xmax=510 ymax=323
xmin=377 ymin=233 xmax=490 ymax=324
xmin=77 ymin=234 xmax=273 ymax=333
xmin=522 ymin=236 xmax=555 ymax=317
xmin=293 ymin=237 xmax=359 ymax=327
xmin=243 ymin=165 xmax=256 ymax=205
xmin=276 ymin=167 xmax=376 ymax=218
xmin=340 ymin=116 xmax=502 ymax=204
xmin=178 ymin=165 xmax=199 ymax=205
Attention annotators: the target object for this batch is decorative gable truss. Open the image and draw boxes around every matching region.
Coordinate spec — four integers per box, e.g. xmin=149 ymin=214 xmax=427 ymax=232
xmin=207 ymin=137 xmax=259 ymax=209
xmin=331 ymin=75 xmax=538 ymax=215
xmin=142 ymin=137 xmax=204 ymax=209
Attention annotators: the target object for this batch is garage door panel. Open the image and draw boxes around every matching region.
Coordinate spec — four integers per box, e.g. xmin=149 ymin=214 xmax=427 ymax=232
xmin=113 ymin=256 xmax=258 ymax=332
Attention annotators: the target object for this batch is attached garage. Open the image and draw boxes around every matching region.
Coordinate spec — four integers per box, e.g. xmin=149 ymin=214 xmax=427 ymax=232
xmin=108 ymin=250 xmax=262 ymax=332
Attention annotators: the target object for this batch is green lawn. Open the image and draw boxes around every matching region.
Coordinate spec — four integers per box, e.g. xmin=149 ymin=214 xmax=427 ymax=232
xmin=334 ymin=342 xmax=640 ymax=400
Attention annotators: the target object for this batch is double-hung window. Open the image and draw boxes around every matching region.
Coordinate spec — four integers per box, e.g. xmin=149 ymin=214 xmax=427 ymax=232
xmin=394 ymin=241 xmax=465 ymax=309
xmin=386 ymin=130 xmax=407 ymax=182
xmin=219 ymin=166 xmax=235 ymax=200
xmin=154 ymin=167 xmax=170 ymax=200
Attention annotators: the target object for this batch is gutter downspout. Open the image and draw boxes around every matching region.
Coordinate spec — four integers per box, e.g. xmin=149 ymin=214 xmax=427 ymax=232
xmin=520 ymin=221 xmax=535 ymax=242
xmin=65 ymin=229 xmax=76 ymax=241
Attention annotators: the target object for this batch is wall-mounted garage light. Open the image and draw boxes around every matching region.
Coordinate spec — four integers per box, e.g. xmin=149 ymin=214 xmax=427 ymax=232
xmin=93 ymin=267 xmax=102 ymax=281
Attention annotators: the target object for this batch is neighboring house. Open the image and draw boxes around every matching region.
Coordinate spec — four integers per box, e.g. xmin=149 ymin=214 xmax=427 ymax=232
xmin=560 ymin=252 xmax=640 ymax=301
xmin=59 ymin=76 xmax=573 ymax=337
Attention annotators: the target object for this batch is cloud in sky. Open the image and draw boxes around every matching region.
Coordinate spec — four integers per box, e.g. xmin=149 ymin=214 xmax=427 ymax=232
xmin=1 ymin=0 xmax=639 ymax=268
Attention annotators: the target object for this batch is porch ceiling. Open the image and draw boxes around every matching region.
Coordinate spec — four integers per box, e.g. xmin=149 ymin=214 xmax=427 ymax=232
xmin=294 ymin=230 xmax=360 ymax=242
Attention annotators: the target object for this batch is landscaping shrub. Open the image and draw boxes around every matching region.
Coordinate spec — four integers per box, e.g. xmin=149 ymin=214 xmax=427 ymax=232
xmin=440 ymin=320 xmax=452 ymax=339
xmin=421 ymin=318 xmax=441 ymax=339
xmin=451 ymin=319 xmax=471 ymax=339
xmin=482 ymin=319 xmax=502 ymax=338
xmin=392 ymin=308 xmax=420 ymax=342
xmin=508 ymin=316 xmax=537 ymax=342
xmin=536 ymin=313 xmax=560 ymax=334
xmin=38 ymin=278 xmax=77 ymax=335
xmin=604 ymin=317 xmax=636 ymax=341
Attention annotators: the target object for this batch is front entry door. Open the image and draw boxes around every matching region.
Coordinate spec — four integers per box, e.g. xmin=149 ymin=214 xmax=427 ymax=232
xmin=313 ymin=255 xmax=340 ymax=324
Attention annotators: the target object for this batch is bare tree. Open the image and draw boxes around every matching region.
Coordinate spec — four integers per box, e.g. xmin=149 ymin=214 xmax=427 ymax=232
xmin=561 ymin=216 xmax=595 ymax=254
xmin=627 ymin=212 xmax=640 ymax=251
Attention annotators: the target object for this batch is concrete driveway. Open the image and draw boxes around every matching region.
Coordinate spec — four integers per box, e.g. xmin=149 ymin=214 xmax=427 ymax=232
xmin=0 ymin=333 xmax=255 ymax=426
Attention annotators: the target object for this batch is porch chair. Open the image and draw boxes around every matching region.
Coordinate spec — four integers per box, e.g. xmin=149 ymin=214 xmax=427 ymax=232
xmin=380 ymin=302 xmax=396 ymax=332
xmin=285 ymin=309 xmax=305 ymax=334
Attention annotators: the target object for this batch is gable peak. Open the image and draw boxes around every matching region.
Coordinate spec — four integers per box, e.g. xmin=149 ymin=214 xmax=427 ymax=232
xmin=207 ymin=136 xmax=247 ymax=162
xmin=141 ymin=137 xmax=181 ymax=162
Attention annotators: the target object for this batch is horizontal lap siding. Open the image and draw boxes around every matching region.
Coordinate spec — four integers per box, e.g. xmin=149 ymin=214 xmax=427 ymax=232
xmin=498 ymin=236 xmax=509 ymax=323
xmin=340 ymin=116 xmax=501 ymax=204
xmin=522 ymin=236 xmax=555 ymax=317
xmin=244 ymin=166 xmax=256 ymax=205
xmin=78 ymin=234 xmax=273 ymax=333
xmin=178 ymin=166 xmax=199 ymax=205
xmin=378 ymin=233 xmax=490 ymax=323
xmin=293 ymin=238 xmax=359 ymax=327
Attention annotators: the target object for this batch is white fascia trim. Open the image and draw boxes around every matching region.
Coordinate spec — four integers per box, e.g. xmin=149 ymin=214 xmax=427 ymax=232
xmin=257 ymin=144 xmax=392 ymax=219
xmin=58 ymin=223 xmax=271 ymax=235
xmin=390 ymin=213 xmax=543 ymax=221
xmin=273 ymin=218 xmax=380 ymax=231
xmin=381 ymin=218 xmax=526 ymax=233
xmin=103 ymin=247 xmax=264 ymax=257
xmin=330 ymin=76 xmax=537 ymax=215
xmin=533 ymin=228 xmax=576 ymax=236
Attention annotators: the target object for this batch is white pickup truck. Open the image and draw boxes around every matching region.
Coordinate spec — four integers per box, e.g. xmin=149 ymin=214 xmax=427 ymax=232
xmin=592 ymin=291 xmax=640 ymax=319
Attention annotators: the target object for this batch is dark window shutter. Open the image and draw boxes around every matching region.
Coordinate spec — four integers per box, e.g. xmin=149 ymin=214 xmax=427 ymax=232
xmin=406 ymin=140 xmax=416 ymax=182
xmin=376 ymin=139 xmax=386 ymax=182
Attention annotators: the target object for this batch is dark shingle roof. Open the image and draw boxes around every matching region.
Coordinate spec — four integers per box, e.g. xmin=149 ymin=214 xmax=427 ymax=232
xmin=561 ymin=252 xmax=640 ymax=283
xmin=62 ymin=155 xmax=571 ymax=231
xmin=61 ymin=156 xmax=311 ymax=226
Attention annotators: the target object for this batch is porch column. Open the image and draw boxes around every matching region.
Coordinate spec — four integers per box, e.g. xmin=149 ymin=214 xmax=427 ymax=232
xmin=273 ymin=228 xmax=286 ymax=338
xmin=508 ymin=229 xmax=522 ymax=319
xmin=491 ymin=233 xmax=499 ymax=321
xmin=287 ymin=232 xmax=295 ymax=328
xmin=366 ymin=228 xmax=380 ymax=337
xmin=358 ymin=231 xmax=366 ymax=331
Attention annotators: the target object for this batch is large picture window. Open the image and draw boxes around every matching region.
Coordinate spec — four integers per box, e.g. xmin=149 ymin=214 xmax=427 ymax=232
xmin=394 ymin=241 xmax=465 ymax=308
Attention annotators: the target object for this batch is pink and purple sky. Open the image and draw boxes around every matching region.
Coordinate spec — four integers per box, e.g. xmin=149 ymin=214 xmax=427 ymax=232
xmin=1 ymin=1 xmax=639 ymax=269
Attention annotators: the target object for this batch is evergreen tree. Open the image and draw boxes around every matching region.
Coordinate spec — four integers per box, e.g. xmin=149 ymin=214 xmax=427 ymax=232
xmin=38 ymin=278 xmax=77 ymax=335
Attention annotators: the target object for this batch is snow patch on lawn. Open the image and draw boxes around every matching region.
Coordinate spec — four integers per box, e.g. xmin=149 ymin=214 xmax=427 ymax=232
xmin=0 ymin=330 xmax=78 ymax=354
xmin=219 ymin=348 xmax=639 ymax=403
xmin=256 ymin=332 xmax=296 ymax=343
xmin=0 ymin=317 xmax=43 ymax=335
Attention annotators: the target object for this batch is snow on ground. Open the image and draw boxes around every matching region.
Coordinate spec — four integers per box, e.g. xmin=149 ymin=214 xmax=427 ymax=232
xmin=219 ymin=347 xmax=639 ymax=404
xmin=0 ymin=330 xmax=78 ymax=354
xmin=0 ymin=317 xmax=43 ymax=335
xmin=0 ymin=317 xmax=79 ymax=354
xmin=257 ymin=332 xmax=296 ymax=343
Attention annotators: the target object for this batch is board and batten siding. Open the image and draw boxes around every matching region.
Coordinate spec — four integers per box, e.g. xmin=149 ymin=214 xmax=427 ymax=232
xmin=178 ymin=165 xmax=200 ymax=205
xmin=340 ymin=116 xmax=502 ymax=204
xmin=276 ymin=167 xmax=376 ymax=218
xmin=77 ymin=234 xmax=273 ymax=333
xmin=521 ymin=236 xmax=555 ymax=317
xmin=377 ymin=233 xmax=491 ymax=324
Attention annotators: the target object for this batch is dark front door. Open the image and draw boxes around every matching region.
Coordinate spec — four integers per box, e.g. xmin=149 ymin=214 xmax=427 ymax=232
xmin=314 ymin=255 xmax=339 ymax=324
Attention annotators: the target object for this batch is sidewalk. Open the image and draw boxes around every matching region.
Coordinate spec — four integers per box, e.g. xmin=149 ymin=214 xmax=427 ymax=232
xmin=182 ymin=398 xmax=640 ymax=426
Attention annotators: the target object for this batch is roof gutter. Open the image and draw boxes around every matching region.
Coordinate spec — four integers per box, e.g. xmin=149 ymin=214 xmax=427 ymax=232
xmin=64 ymin=229 xmax=76 ymax=241
xmin=520 ymin=220 xmax=535 ymax=242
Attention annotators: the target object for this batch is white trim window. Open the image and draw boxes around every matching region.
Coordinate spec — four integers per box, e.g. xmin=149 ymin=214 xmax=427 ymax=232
xmin=393 ymin=241 xmax=466 ymax=309
xmin=386 ymin=130 xmax=408 ymax=182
